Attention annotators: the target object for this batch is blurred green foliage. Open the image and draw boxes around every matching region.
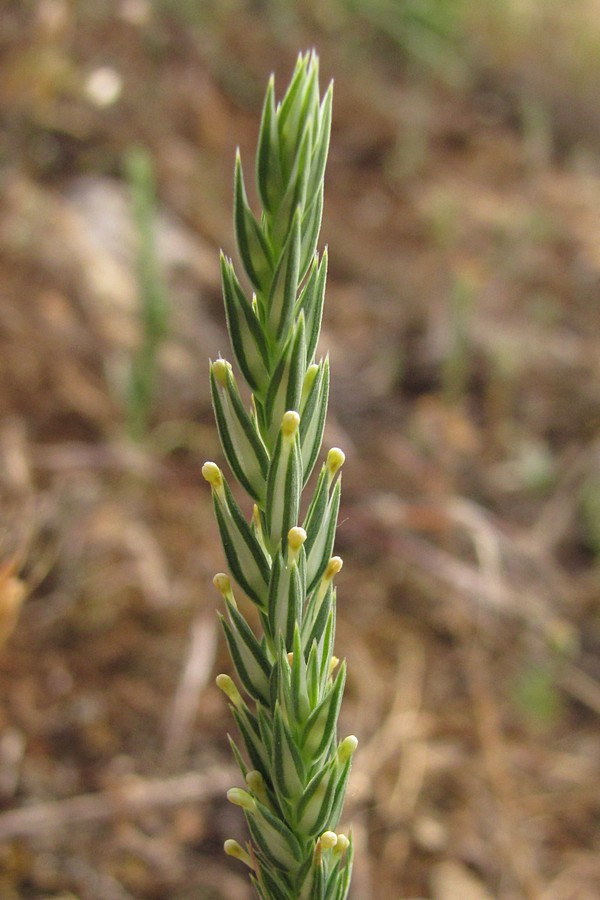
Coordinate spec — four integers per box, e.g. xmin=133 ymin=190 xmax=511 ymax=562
xmin=579 ymin=477 xmax=600 ymax=560
xmin=152 ymin=0 xmax=468 ymax=83
xmin=335 ymin=0 xmax=467 ymax=83
xmin=512 ymin=661 xmax=563 ymax=730
xmin=124 ymin=146 xmax=169 ymax=442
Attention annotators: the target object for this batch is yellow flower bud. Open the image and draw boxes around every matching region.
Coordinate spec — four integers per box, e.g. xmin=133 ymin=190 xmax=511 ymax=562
xmin=281 ymin=410 xmax=300 ymax=437
xmin=246 ymin=769 xmax=269 ymax=805
xmin=212 ymin=358 xmax=232 ymax=386
xmin=332 ymin=833 xmax=350 ymax=857
xmin=320 ymin=830 xmax=338 ymax=850
xmin=215 ymin=673 xmax=243 ymax=709
xmin=224 ymin=839 xmax=253 ymax=868
xmin=202 ymin=461 xmax=223 ymax=490
xmin=227 ymin=787 xmax=256 ymax=813
xmin=326 ymin=447 xmax=345 ymax=479
xmin=324 ymin=556 xmax=343 ymax=581
xmin=338 ymin=735 xmax=358 ymax=765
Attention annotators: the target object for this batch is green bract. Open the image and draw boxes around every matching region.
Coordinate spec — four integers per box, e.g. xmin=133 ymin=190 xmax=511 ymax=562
xmin=203 ymin=51 xmax=355 ymax=899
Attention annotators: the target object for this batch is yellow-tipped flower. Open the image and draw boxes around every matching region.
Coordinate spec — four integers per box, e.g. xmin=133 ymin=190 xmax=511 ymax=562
xmin=202 ymin=460 xmax=223 ymax=491
xmin=327 ymin=447 xmax=345 ymax=480
xmin=324 ymin=555 xmax=343 ymax=581
xmin=338 ymin=735 xmax=358 ymax=765
xmin=212 ymin=357 xmax=232 ymax=386
xmin=224 ymin=839 xmax=254 ymax=868
xmin=215 ymin=673 xmax=244 ymax=710
xmin=288 ymin=525 xmax=307 ymax=564
xmin=332 ymin=833 xmax=350 ymax=858
xmin=288 ymin=525 xmax=307 ymax=551
xmin=246 ymin=769 xmax=269 ymax=806
xmin=227 ymin=787 xmax=257 ymax=813
xmin=301 ymin=363 xmax=319 ymax=408
xmin=282 ymin=409 xmax=300 ymax=438
xmin=213 ymin=572 xmax=235 ymax=604
xmin=314 ymin=555 xmax=343 ymax=606
xmin=320 ymin=830 xmax=338 ymax=850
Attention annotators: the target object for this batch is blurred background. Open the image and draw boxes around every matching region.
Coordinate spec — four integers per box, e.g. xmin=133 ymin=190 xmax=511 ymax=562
xmin=1 ymin=1 xmax=600 ymax=897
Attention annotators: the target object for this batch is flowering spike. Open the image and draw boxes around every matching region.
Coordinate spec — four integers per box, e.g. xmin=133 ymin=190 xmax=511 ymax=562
xmin=204 ymin=52 xmax=354 ymax=897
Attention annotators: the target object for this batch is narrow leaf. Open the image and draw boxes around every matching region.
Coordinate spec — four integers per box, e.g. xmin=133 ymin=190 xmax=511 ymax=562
xmin=296 ymin=760 xmax=336 ymax=837
xmin=265 ymin=413 xmax=302 ymax=552
xmin=267 ymin=207 xmax=301 ymax=342
xmin=299 ymin=358 xmax=329 ymax=486
xmin=264 ymin=315 xmax=306 ymax=446
xmin=221 ymin=254 xmax=270 ymax=392
xmin=300 ymin=185 xmax=323 ymax=281
xmin=231 ymin=706 xmax=270 ymax=776
xmin=210 ymin=361 xmax=269 ymax=502
xmin=234 ymin=152 xmax=274 ymax=291
xmin=212 ymin=477 xmax=270 ymax=606
xmin=256 ymin=75 xmax=283 ymax=214
xmin=305 ymin=478 xmax=341 ymax=592
xmin=245 ymin=799 xmax=304 ymax=869
xmin=298 ymin=250 xmax=327 ymax=364
xmin=220 ymin=598 xmax=271 ymax=702
xmin=301 ymin=661 xmax=346 ymax=763
xmin=272 ymin=704 xmax=306 ymax=801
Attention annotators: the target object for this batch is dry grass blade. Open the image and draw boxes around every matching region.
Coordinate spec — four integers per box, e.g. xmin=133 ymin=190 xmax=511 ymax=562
xmin=0 ymin=557 xmax=27 ymax=651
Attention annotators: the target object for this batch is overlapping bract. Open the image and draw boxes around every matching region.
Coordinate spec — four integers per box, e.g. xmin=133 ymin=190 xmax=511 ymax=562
xmin=203 ymin=52 xmax=355 ymax=900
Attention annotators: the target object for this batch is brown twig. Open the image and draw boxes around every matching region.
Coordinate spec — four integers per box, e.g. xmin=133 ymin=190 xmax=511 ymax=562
xmin=0 ymin=766 xmax=235 ymax=841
